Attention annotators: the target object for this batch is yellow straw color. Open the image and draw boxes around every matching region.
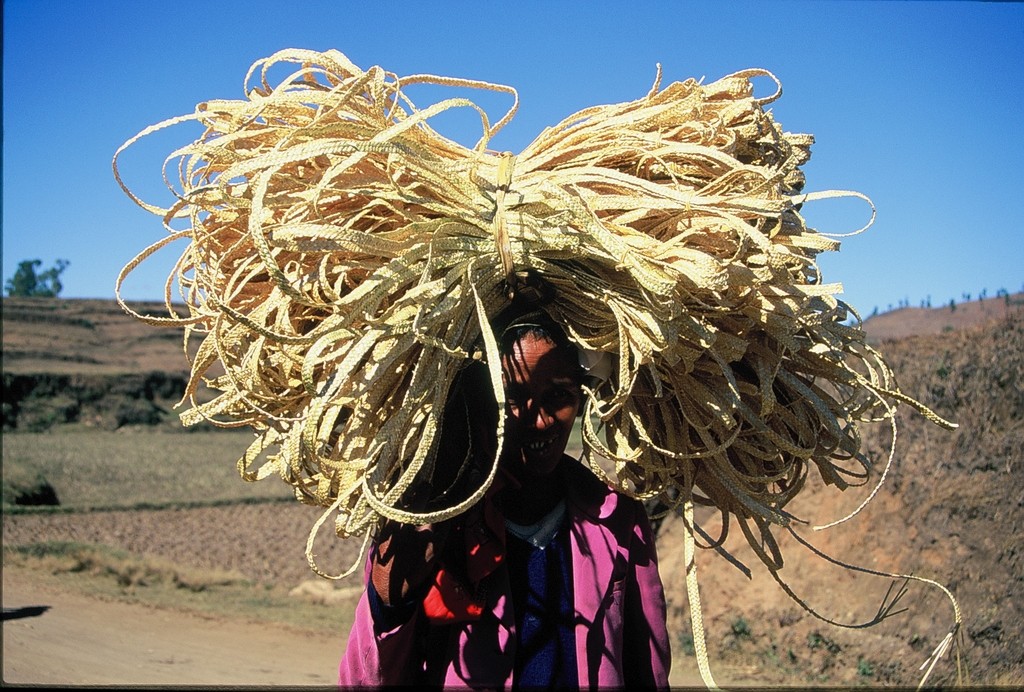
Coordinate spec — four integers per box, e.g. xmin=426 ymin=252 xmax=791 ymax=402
xmin=113 ymin=49 xmax=961 ymax=686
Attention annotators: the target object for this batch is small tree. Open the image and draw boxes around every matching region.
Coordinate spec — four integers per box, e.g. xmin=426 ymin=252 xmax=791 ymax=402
xmin=4 ymin=259 xmax=70 ymax=297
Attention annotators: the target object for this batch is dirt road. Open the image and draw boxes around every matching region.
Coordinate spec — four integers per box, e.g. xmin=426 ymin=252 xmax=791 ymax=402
xmin=3 ymin=564 xmax=714 ymax=688
xmin=2 ymin=565 xmax=344 ymax=686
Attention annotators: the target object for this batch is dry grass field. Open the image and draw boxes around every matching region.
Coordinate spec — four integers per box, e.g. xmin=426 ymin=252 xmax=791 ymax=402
xmin=3 ymin=294 xmax=1022 ymax=687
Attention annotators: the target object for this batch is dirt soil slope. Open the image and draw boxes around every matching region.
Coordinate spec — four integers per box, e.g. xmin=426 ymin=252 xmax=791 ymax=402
xmin=1 ymin=297 xmax=194 ymax=375
xmin=657 ymin=309 xmax=1024 ymax=687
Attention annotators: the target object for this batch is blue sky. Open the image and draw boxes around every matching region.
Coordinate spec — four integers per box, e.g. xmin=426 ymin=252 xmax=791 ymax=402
xmin=3 ymin=0 xmax=1022 ymax=318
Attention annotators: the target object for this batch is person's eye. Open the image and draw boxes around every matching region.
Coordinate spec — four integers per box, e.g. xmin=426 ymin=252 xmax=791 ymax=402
xmin=550 ymin=388 xmax=577 ymax=405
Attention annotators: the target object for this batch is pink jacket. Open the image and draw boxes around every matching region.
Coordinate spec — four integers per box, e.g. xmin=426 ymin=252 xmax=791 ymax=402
xmin=338 ymin=462 xmax=671 ymax=689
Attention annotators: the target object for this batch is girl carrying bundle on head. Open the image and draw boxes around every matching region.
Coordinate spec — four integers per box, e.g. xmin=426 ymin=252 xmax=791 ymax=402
xmin=339 ymin=302 xmax=671 ymax=689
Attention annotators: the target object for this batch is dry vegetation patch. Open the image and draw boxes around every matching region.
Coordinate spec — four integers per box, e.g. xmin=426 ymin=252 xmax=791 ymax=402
xmin=2 ymin=429 xmax=288 ymax=510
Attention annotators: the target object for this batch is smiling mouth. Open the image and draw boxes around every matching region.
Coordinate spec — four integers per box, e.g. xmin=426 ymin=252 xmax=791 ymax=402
xmin=525 ymin=437 xmax=557 ymax=454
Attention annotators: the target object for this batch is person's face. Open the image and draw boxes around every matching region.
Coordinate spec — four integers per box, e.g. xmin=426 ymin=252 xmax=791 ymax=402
xmin=500 ymin=333 xmax=582 ymax=480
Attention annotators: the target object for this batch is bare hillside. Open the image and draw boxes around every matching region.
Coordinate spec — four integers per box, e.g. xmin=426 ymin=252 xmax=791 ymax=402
xmin=658 ymin=312 xmax=1023 ymax=686
xmin=3 ymin=293 xmax=1019 ymax=375
xmin=861 ymin=291 xmax=1022 ymax=343
xmin=1 ymin=297 xmax=192 ymax=375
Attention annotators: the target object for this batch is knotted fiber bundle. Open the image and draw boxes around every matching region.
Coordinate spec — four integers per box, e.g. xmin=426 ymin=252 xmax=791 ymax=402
xmin=114 ymin=49 xmax=961 ymax=685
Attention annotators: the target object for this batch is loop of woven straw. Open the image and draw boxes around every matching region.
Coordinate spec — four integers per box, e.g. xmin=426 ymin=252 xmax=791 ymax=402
xmin=114 ymin=51 xmax=960 ymax=671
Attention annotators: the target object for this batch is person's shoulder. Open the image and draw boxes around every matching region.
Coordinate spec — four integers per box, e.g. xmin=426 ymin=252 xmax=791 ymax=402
xmin=562 ymin=457 xmax=645 ymax=522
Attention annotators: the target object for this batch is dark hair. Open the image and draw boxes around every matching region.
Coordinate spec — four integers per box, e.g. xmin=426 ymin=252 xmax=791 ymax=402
xmin=496 ymin=309 xmax=584 ymax=384
xmin=499 ymin=309 xmax=568 ymax=351
xmin=491 ymin=270 xmax=567 ymax=354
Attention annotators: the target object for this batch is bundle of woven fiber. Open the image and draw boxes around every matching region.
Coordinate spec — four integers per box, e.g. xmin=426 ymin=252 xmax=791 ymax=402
xmin=115 ymin=49 xmax=960 ymax=684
